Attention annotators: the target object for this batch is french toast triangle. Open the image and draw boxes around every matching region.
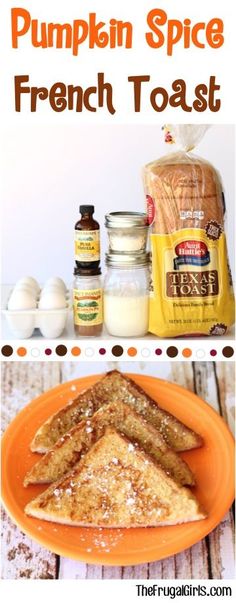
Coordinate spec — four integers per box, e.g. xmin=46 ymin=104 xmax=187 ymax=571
xmin=25 ymin=429 xmax=206 ymax=528
xmin=31 ymin=370 xmax=203 ymax=453
xmin=24 ymin=401 xmax=195 ymax=487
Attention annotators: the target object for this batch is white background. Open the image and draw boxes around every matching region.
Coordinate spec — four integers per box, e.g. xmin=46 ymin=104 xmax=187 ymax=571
xmin=1 ymin=123 xmax=235 ymax=283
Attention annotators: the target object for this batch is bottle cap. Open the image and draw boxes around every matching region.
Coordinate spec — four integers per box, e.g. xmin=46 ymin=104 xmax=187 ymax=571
xmin=79 ymin=205 xmax=94 ymax=214
xmin=74 ymin=265 xmax=101 ymax=276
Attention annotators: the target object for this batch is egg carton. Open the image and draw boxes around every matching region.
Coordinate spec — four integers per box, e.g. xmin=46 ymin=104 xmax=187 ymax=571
xmin=3 ymin=303 xmax=71 ymax=339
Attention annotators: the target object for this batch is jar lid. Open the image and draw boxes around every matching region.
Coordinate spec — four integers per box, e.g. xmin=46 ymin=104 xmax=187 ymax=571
xmin=74 ymin=266 xmax=101 ymax=276
xmin=105 ymin=252 xmax=150 ymax=267
xmin=105 ymin=212 xmax=148 ymax=229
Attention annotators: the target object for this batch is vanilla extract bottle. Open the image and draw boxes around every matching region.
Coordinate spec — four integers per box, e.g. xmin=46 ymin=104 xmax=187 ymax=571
xmin=74 ymin=205 xmax=100 ymax=270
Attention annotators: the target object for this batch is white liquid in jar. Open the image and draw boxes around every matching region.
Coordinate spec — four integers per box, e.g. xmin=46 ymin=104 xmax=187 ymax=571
xmin=104 ymin=294 xmax=149 ymax=337
xmin=109 ymin=232 xmax=147 ymax=252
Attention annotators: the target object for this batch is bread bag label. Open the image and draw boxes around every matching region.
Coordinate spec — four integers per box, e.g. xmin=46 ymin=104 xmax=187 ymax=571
xmin=165 ymin=238 xmax=218 ymax=297
xmin=74 ymin=230 xmax=100 ymax=262
xmin=149 ymin=228 xmax=235 ymax=337
xmin=73 ymin=288 xmax=103 ymax=326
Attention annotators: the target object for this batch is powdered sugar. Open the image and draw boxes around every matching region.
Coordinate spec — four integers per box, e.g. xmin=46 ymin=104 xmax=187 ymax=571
xmin=111 ymin=457 xmax=118 ymax=465
xmin=53 ymin=489 xmax=60 ymax=497
xmin=65 ymin=488 xmax=72 ymax=495
xmin=126 ymin=497 xmax=135 ymax=506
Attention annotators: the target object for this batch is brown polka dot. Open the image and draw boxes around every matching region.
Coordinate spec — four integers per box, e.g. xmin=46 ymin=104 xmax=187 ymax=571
xmin=1 ymin=345 xmax=13 ymax=357
xmin=166 ymin=346 xmax=178 ymax=358
xmin=222 ymin=346 xmax=234 ymax=358
xmin=55 ymin=345 xmax=67 ymax=357
xmin=112 ymin=345 xmax=124 ymax=357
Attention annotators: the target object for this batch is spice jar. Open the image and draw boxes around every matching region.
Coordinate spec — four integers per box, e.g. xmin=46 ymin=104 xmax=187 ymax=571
xmin=104 ymin=253 xmax=150 ymax=337
xmin=105 ymin=212 xmax=148 ymax=253
xmin=73 ymin=268 xmax=103 ymax=336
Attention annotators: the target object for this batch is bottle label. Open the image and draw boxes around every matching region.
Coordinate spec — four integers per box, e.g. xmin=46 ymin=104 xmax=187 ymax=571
xmin=75 ymin=230 xmax=100 ymax=262
xmin=73 ymin=288 xmax=103 ymax=326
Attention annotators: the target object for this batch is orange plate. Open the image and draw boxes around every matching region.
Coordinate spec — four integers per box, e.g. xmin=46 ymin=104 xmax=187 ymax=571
xmin=1 ymin=373 xmax=235 ymax=566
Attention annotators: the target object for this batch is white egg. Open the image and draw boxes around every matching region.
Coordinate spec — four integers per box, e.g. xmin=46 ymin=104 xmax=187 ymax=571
xmin=8 ymin=289 xmax=37 ymax=310
xmin=44 ymin=277 xmax=67 ymax=293
xmin=14 ymin=282 xmax=35 ymax=296
xmin=38 ymin=290 xmax=67 ymax=310
xmin=40 ymin=285 xmax=64 ymax=297
xmin=15 ymin=277 xmax=40 ymax=296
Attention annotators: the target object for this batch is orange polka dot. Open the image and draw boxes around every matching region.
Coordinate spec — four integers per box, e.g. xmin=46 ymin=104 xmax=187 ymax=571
xmin=182 ymin=348 xmax=192 ymax=358
xmin=127 ymin=347 xmax=137 ymax=357
xmin=71 ymin=346 xmax=81 ymax=357
xmin=17 ymin=347 xmax=27 ymax=357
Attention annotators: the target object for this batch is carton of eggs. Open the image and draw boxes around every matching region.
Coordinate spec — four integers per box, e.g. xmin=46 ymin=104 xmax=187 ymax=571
xmin=5 ymin=276 xmax=70 ymax=338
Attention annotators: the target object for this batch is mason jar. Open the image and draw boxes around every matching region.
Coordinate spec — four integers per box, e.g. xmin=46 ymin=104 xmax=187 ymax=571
xmin=105 ymin=212 xmax=148 ymax=254
xmin=104 ymin=252 xmax=150 ymax=337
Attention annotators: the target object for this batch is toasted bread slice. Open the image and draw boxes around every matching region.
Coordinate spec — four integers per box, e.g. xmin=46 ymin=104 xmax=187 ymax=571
xmin=24 ymin=401 xmax=194 ymax=487
xmin=31 ymin=371 xmax=203 ymax=453
xmin=25 ymin=429 xmax=206 ymax=527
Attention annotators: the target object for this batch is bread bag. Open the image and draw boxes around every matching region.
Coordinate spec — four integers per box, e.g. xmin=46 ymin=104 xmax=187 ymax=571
xmin=143 ymin=125 xmax=235 ymax=337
